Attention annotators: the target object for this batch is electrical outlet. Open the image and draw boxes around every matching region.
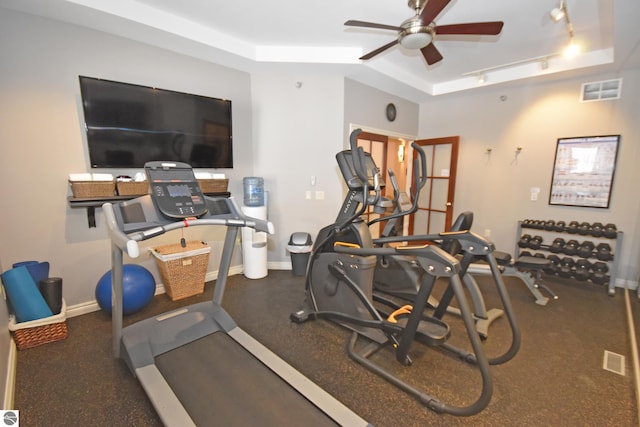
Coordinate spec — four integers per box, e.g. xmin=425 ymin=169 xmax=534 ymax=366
xmin=305 ymin=190 xmax=311 ymax=200
xmin=315 ymin=191 xmax=324 ymax=200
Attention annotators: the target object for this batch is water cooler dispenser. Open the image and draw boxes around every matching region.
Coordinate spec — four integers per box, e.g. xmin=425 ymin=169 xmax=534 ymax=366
xmin=241 ymin=177 xmax=268 ymax=279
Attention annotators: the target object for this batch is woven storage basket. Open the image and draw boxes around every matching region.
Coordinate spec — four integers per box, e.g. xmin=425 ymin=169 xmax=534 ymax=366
xmin=152 ymin=241 xmax=211 ymax=301
xmin=197 ymin=179 xmax=229 ymax=193
xmin=116 ymin=181 xmax=149 ymax=196
xmin=69 ymin=180 xmax=115 ymax=198
xmin=8 ymin=300 xmax=68 ymax=350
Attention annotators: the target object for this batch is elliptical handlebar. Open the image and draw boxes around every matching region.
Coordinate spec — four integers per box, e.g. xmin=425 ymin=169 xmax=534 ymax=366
xmin=348 ymin=129 xmax=368 ymax=186
xmin=367 ymin=141 xmax=427 ymax=229
xmin=412 ymin=141 xmax=427 ymax=197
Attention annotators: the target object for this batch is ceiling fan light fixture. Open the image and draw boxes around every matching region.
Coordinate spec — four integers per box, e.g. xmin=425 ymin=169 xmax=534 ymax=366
xmin=400 ymin=32 xmax=433 ymax=49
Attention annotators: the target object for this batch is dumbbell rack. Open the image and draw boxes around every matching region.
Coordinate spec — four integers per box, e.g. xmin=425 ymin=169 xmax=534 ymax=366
xmin=515 ymin=220 xmax=623 ymax=296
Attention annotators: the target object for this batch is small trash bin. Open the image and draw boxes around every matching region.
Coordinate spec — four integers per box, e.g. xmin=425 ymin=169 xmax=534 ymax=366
xmin=287 ymin=232 xmax=313 ymax=276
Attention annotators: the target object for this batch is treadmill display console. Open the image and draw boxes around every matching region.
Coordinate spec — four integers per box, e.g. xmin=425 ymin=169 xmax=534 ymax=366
xmin=144 ymin=161 xmax=208 ymax=219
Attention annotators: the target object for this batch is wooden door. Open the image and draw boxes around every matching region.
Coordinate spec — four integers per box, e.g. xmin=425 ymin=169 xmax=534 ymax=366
xmin=409 ymin=136 xmax=459 ymax=235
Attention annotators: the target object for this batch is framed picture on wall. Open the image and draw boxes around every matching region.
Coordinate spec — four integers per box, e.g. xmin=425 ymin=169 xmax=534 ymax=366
xmin=549 ymin=135 xmax=620 ymax=208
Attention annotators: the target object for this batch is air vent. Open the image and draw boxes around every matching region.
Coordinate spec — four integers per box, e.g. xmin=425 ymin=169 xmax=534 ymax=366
xmin=581 ymin=78 xmax=622 ymax=102
xmin=603 ymin=350 xmax=625 ymax=375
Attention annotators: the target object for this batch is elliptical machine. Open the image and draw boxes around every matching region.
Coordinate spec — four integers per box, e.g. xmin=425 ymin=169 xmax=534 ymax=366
xmin=368 ymin=149 xmax=504 ymax=338
xmin=291 ymin=129 xmax=520 ymax=417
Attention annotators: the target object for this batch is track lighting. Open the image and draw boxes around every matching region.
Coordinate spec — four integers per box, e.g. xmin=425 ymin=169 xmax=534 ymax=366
xmin=563 ymin=39 xmax=580 ymax=58
xmin=549 ymin=1 xmax=566 ymax=22
xmin=550 ymin=0 xmax=580 ymax=57
xmin=540 ymin=58 xmax=549 ymax=70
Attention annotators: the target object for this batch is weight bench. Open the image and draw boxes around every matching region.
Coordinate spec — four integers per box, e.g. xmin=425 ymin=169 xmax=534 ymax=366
xmin=467 ymin=251 xmax=557 ymax=306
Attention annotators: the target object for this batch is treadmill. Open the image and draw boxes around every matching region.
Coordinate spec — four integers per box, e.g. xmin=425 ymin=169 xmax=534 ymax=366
xmin=103 ymin=162 xmax=370 ymax=426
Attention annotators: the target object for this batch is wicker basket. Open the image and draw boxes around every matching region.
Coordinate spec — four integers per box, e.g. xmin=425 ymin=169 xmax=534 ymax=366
xmin=197 ymin=179 xmax=229 ymax=194
xmin=8 ymin=300 xmax=68 ymax=350
xmin=116 ymin=181 xmax=149 ymax=196
xmin=69 ymin=180 xmax=115 ymax=198
xmin=151 ymin=241 xmax=211 ymax=301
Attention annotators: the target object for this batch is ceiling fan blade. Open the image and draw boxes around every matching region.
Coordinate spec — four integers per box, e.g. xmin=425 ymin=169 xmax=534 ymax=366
xmin=421 ymin=43 xmax=443 ymax=65
xmin=360 ymin=39 xmax=400 ymax=60
xmin=436 ymin=21 xmax=504 ymax=36
xmin=344 ymin=20 xmax=402 ymax=31
xmin=419 ymin=0 xmax=452 ymax=24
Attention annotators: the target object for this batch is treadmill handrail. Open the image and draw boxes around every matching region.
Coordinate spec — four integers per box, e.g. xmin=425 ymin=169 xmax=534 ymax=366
xmin=103 ymin=202 xmax=275 ymax=258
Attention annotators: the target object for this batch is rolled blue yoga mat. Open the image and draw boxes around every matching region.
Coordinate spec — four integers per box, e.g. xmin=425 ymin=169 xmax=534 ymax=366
xmin=1 ymin=266 xmax=53 ymax=322
xmin=26 ymin=262 xmax=50 ymax=286
xmin=12 ymin=261 xmax=38 ymax=268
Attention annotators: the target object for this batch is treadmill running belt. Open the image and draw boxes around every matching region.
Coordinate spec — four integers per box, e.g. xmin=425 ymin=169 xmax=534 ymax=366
xmin=155 ymin=331 xmax=339 ymax=426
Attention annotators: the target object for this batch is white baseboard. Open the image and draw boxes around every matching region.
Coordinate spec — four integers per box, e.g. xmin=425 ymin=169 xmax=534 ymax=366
xmin=3 ymin=341 xmax=16 ymax=410
xmin=67 ymin=264 xmax=251 ymax=318
xmin=268 ymin=261 xmax=293 ymax=271
xmin=619 ymin=279 xmax=639 ymax=291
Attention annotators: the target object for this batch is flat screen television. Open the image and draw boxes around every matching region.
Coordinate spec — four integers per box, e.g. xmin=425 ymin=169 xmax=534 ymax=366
xmin=79 ymin=76 xmax=233 ymax=168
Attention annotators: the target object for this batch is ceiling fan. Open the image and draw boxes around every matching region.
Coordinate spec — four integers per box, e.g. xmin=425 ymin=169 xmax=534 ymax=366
xmin=345 ymin=0 xmax=504 ymax=65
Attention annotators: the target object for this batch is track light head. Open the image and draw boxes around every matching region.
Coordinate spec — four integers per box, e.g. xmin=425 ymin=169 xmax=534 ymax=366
xmin=550 ymin=7 xmax=565 ymax=22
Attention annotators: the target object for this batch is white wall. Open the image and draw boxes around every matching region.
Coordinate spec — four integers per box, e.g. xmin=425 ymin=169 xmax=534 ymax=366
xmin=419 ymin=69 xmax=640 ymax=284
xmin=0 ymin=10 xmax=254 ymax=305
xmin=251 ymin=73 xmax=346 ymax=263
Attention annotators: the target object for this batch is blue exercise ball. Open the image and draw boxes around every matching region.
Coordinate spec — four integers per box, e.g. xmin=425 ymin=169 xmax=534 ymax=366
xmin=96 ymin=264 xmax=155 ymax=315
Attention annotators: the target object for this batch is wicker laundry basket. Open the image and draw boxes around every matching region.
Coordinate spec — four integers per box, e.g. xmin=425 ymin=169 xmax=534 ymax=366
xmin=151 ymin=241 xmax=211 ymax=301
xmin=8 ymin=300 xmax=68 ymax=350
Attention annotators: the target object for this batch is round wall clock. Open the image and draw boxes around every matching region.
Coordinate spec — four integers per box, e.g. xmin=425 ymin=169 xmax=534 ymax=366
xmin=386 ymin=103 xmax=397 ymax=121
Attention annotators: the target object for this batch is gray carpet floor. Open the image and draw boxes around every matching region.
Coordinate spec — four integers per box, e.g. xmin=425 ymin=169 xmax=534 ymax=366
xmin=14 ymin=270 xmax=639 ymax=426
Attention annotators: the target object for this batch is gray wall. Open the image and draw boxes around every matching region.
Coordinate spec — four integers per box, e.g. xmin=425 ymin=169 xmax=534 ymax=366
xmin=419 ymin=70 xmax=640 ymax=284
xmin=0 ymin=9 xmax=420 ymax=308
xmin=0 ymin=10 xmax=254 ymax=306
xmin=344 ymin=79 xmax=420 ymax=138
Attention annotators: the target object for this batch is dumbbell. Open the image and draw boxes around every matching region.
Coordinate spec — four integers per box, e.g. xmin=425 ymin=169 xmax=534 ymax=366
xmin=521 ymin=219 xmax=533 ymax=228
xmin=550 ymin=238 xmax=566 ymax=253
xmin=531 ymin=220 xmax=545 ymax=230
xmin=603 ymin=223 xmax=617 ymax=239
xmin=563 ymin=239 xmax=579 ymax=256
xmin=595 ymin=243 xmax=613 ymax=261
xmin=554 ymin=220 xmax=566 ymax=232
xmin=578 ymin=222 xmax=591 ymax=235
xmin=577 ymin=241 xmax=595 ymax=258
xmin=590 ymin=262 xmax=610 ymax=285
xmin=574 ymin=259 xmax=592 ymax=281
xmin=528 ymin=235 xmax=543 ymax=250
xmin=544 ymin=220 xmax=556 ymax=231
xmin=544 ymin=255 xmax=560 ymax=275
xmin=558 ymin=257 xmax=576 ymax=278
xmin=566 ymin=221 xmax=580 ymax=234
xmin=518 ymin=234 xmax=532 ymax=248
xmin=590 ymin=222 xmax=604 ymax=237
xmin=519 ymin=251 xmax=533 ymax=258
xmin=534 ymin=253 xmax=546 ymax=259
